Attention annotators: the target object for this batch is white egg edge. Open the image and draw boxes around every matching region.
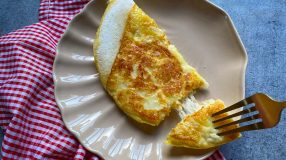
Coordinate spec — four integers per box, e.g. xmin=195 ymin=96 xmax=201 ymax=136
xmin=95 ymin=0 xmax=134 ymax=86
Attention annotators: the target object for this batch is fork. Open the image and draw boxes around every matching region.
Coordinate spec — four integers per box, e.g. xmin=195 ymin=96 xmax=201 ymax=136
xmin=212 ymin=93 xmax=286 ymax=136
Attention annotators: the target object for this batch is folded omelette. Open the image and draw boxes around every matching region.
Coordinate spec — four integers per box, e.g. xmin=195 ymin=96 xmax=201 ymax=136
xmin=94 ymin=0 xmax=207 ymax=126
xmin=93 ymin=0 xmax=241 ymax=149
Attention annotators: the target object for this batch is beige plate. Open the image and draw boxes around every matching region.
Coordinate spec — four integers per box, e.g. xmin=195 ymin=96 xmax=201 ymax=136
xmin=53 ymin=0 xmax=248 ymax=159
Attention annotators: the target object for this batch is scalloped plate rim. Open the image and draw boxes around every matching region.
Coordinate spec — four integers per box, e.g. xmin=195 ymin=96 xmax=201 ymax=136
xmin=53 ymin=0 xmax=248 ymax=159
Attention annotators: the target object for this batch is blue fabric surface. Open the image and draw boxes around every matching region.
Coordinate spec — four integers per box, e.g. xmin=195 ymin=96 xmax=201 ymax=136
xmin=0 ymin=0 xmax=285 ymax=159
xmin=0 ymin=0 xmax=40 ymax=35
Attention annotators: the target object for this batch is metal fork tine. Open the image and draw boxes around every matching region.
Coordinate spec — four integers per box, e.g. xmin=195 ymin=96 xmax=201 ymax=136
xmin=218 ymin=122 xmax=265 ymax=136
xmin=213 ymin=106 xmax=257 ymax=123
xmin=212 ymin=97 xmax=253 ymax=117
xmin=215 ymin=114 xmax=260 ymax=129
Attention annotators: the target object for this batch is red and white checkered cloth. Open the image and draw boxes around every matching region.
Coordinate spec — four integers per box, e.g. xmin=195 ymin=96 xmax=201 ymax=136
xmin=0 ymin=0 xmax=225 ymax=159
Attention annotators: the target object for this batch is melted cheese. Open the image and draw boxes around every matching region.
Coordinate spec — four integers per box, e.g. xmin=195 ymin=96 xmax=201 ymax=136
xmin=131 ymin=64 xmax=139 ymax=79
xmin=144 ymin=94 xmax=163 ymax=110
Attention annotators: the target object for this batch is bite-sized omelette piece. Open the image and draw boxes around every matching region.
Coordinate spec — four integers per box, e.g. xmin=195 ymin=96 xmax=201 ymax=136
xmin=94 ymin=0 xmax=207 ymax=126
xmin=166 ymin=100 xmax=241 ymax=149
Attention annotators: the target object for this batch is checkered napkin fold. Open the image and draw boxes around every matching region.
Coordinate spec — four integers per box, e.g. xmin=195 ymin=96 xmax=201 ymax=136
xmin=0 ymin=0 xmax=225 ymax=159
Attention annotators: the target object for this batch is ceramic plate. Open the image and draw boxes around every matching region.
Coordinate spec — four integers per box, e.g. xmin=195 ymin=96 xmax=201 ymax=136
xmin=53 ymin=0 xmax=247 ymax=159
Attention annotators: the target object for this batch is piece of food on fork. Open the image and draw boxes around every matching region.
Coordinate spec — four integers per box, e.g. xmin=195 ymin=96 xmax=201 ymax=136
xmin=93 ymin=0 xmax=207 ymax=126
xmin=166 ymin=98 xmax=241 ymax=149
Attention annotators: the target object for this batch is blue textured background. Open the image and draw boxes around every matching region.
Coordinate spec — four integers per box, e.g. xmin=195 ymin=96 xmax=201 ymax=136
xmin=0 ymin=0 xmax=285 ymax=159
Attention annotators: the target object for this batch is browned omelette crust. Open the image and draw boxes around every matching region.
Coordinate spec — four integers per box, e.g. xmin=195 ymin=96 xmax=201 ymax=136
xmin=166 ymin=100 xmax=241 ymax=149
xmin=106 ymin=5 xmax=206 ymax=126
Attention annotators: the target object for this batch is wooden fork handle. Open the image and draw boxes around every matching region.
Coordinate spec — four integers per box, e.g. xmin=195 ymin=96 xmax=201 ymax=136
xmin=282 ymin=102 xmax=286 ymax=108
